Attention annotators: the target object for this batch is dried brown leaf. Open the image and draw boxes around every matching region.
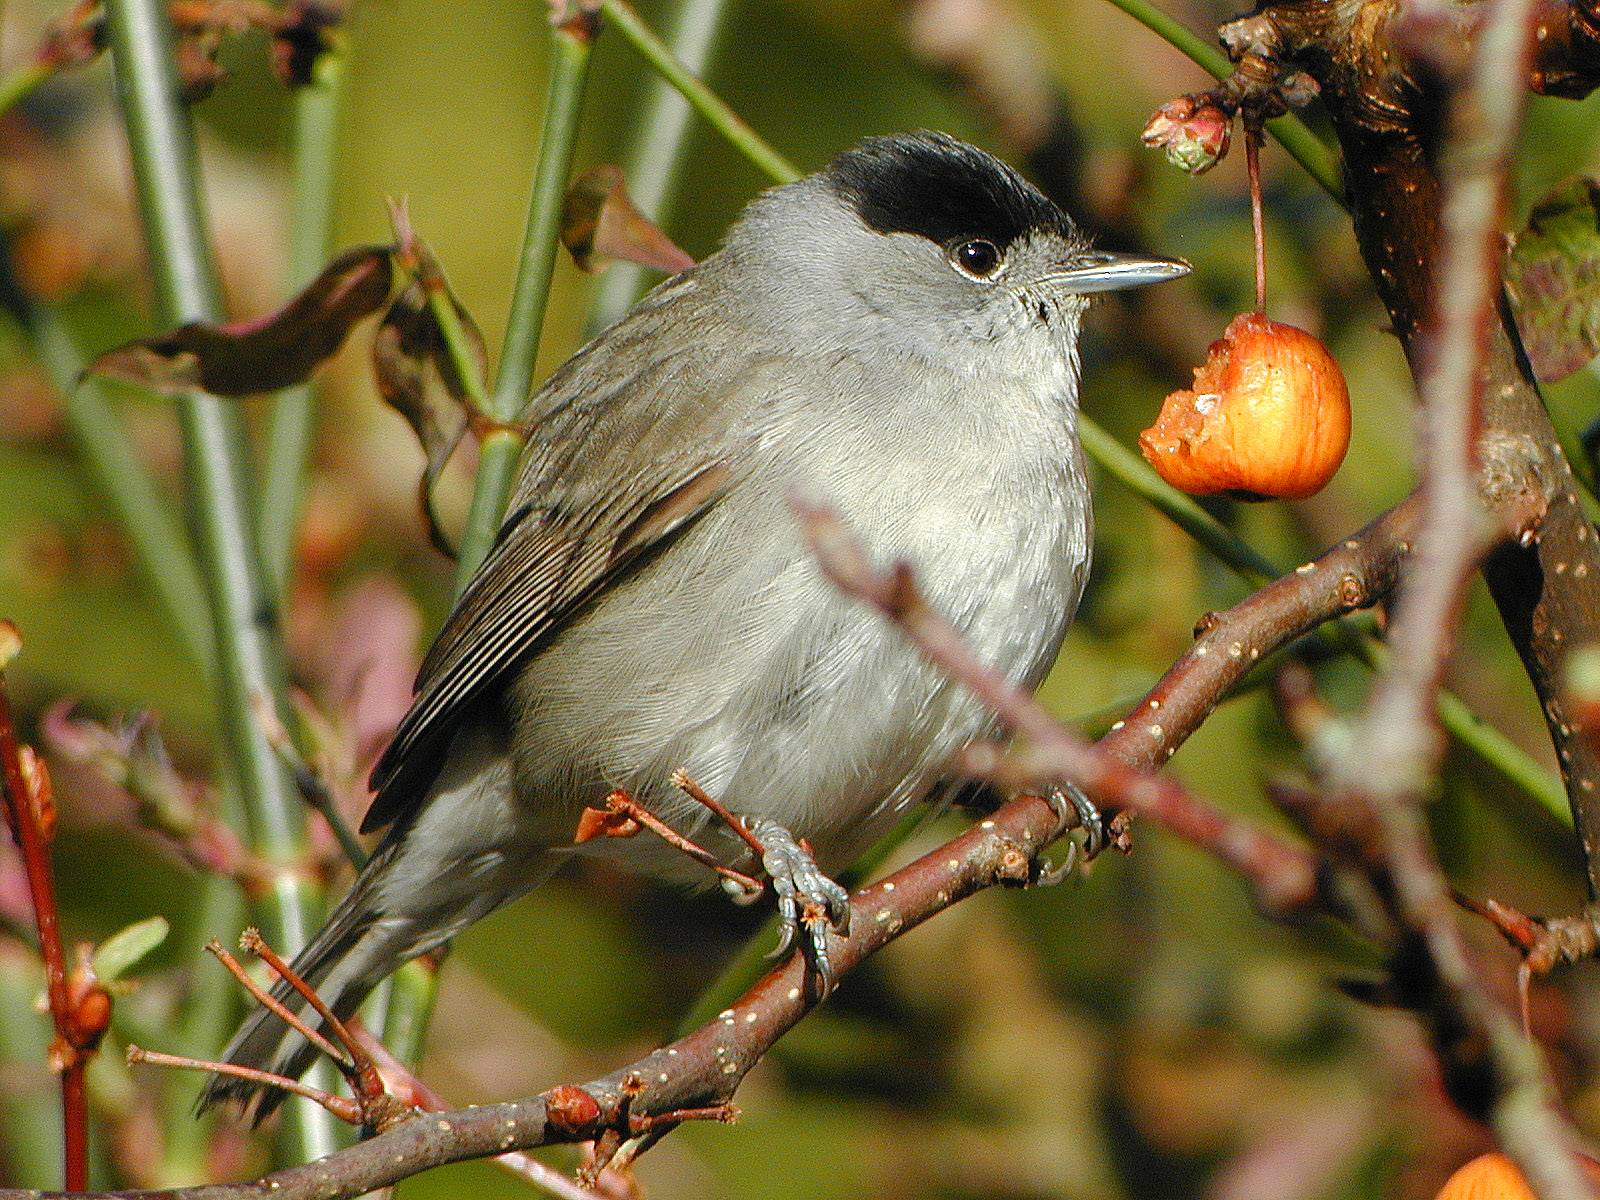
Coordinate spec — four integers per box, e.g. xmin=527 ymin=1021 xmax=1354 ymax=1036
xmin=372 ymin=279 xmax=484 ymax=556
xmin=88 ymin=245 xmax=393 ymax=397
xmin=560 ymin=165 xmax=695 ymax=275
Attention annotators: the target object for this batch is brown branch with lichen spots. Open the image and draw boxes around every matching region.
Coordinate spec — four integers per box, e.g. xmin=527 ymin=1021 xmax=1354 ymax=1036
xmin=1233 ymin=0 xmax=1600 ymax=897
xmin=1091 ymin=494 xmax=1420 ymax=774
xmin=1245 ymin=0 xmax=1592 ymax=1193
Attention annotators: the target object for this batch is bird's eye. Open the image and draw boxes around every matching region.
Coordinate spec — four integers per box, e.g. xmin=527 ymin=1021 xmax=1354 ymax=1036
xmin=949 ymin=238 xmax=1004 ymax=280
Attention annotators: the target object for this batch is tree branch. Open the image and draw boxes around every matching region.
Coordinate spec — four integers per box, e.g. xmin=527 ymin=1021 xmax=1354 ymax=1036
xmin=1232 ymin=0 xmax=1600 ymax=894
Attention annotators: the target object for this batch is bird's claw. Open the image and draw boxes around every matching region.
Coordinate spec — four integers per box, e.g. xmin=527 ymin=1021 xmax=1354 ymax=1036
xmin=744 ymin=817 xmax=851 ymax=997
xmin=1035 ymin=784 xmax=1105 ymax=885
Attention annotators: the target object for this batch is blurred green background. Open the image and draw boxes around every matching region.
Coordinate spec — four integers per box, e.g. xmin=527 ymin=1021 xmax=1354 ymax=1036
xmin=2 ymin=0 xmax=1600 ymax=1197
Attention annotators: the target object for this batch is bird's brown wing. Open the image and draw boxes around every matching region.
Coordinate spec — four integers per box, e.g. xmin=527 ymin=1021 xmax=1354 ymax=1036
xmin=364 ymin=271 xmax=774 ymax=832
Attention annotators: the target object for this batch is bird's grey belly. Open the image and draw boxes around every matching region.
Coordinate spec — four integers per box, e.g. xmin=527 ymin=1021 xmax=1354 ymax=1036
xmin=500 ymin=447 xmax=1089 ymax=881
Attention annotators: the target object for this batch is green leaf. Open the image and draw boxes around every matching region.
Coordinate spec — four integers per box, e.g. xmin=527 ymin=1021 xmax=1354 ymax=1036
xmin=1504 ymin=177 xmax=1600 ymax=382
xmin=90 ymin=916 xmax=169 ymax=984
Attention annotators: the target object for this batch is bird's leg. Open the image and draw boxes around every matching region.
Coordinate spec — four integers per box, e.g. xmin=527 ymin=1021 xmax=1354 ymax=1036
xmin=741 ymin=816 xmax=852 ymax=996
xmin=670 ymin=770 xmax=851 ymax=995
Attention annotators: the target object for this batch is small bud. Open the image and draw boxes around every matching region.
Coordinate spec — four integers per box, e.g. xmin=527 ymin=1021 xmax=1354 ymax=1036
xmin=1139 ymin=311 xmax=1351 ymax=500
xmin=1278 ymin=71 xmax=1320 ymax=107
xmin=545 ymin=1084 xmax=602 ymax=1134
xmin=18 ymin=746 xmax=55 ymax=842
xmin=61 ymin=946 xmax=113 ymax=1059
xmin=1142 ymin=96 xmax=1233 ymax=175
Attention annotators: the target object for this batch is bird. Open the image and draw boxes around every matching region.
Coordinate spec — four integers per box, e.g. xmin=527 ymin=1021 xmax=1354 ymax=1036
xmin=202 ymin=130 xmax=1188 ymax=1119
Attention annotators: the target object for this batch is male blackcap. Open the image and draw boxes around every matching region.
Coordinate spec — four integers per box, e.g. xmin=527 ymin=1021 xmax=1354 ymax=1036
xmin=204 ymin=130 xmax=1187 ymax=1118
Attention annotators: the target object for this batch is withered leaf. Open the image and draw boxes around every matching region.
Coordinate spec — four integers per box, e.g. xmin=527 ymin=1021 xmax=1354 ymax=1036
xmin=88 ymin=244 xmax=393 ymax=396
xmin=1505 ymin=176 xmax=1600 ymax=382
xmin=560 ymin=165 xmax=695 ymax=275
xmin=372 ymin=278 xmax=485 ymax=557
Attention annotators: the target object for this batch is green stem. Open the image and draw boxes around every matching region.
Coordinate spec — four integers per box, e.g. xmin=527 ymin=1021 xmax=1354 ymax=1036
xmin=588 ymin=0 xmax=735 ymax=333
xmin=424 ymin=282 xmax=493 ymax=415
xmin=1095 ymin=0 xmax=1343 ymax=200
xmin=34 ymin=313 xmax=214 ymax=671
xmin=599 ymin=0 xmax=800 ymax=186
xmin=101 ymin=0 xmax=335 ymax=1162
xmin=377 ymin=2 xmax=602 ymax=1115
xmin=260 ymin=40 xmax=349 ymax=599
xmin=452 ymin=15 xmax=595 ymax=589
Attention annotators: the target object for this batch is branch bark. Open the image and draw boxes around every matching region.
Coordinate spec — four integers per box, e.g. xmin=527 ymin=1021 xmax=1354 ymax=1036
xmin=1232 ymin=0 xmax=1600 ymax=893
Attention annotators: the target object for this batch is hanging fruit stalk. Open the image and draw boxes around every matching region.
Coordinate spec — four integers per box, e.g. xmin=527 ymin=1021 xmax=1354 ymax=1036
xmin=1138 ymin=107 xmax=1352 ymax=501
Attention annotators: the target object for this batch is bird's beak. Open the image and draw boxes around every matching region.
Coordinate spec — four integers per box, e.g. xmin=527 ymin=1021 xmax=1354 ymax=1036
xmin=1044 ymin=251 xmax=1191 ymax=294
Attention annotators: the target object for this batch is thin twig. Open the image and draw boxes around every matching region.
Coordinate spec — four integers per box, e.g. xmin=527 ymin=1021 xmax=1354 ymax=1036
xmin=240 ymin=930 xmax=384 ymax=1097
xmin=204 ymin=938 xmax=350 ymax=1068
xmin=1245 ymin=122 xmax=1267 ymax=312
xmin=597 ymin=0 xmax=800 ymax=185
xmin=670 ymin=769 xmax=769 ymax=861
xmin=126 ymin=1046 xmax=363 ymax=1124
xmin=587 ymin=788 xmax=765 ymax=897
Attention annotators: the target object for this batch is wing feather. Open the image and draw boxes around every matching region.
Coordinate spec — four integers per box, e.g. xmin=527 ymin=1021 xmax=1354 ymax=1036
xmin=363 ymin=268 xmax=762 ymax=832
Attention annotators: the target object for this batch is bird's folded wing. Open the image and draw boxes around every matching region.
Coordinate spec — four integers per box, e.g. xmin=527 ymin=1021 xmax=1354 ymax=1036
xmin=364 ymin=453 xmax=734 ymax=832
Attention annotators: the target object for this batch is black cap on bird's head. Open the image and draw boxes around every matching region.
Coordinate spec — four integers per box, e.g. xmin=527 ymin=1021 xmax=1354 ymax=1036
xmin=826 ymin=131 xmax=1074 ymax=252
xmin=823 ymin=130 xmax=1189 ymax=297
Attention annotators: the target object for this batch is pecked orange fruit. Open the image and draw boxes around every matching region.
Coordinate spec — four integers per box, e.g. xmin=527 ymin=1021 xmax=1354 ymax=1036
xmin=1139 ymin=311 xmax=1351 ymax=501
xmin=1433 ymin=1151 xmax=1600 ymax=1200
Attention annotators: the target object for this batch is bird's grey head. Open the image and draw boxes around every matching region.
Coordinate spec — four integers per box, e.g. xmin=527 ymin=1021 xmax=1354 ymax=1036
xmin=722 ymin=131 xmax=1187 ymax=386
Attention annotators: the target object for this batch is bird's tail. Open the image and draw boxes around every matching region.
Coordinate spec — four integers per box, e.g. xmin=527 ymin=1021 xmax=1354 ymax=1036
xmin=197 ymin=838 xmax=419 ymax=1123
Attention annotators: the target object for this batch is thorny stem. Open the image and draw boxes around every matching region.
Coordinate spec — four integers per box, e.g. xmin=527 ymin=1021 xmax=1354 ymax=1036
xmin=0 ymin=659 xmax=84 ymax=1189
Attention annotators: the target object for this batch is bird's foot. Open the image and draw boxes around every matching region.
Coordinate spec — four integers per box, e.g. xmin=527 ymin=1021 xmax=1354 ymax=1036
xmin=1033 ymin=784 xmax=1106 ymax=886
xmin=742 ymin=817 xmax=851 ymax=997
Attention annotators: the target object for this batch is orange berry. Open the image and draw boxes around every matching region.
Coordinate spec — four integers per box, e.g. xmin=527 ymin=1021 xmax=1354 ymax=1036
xmin=1139 ymin=311 xmax=1351 ymax=500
